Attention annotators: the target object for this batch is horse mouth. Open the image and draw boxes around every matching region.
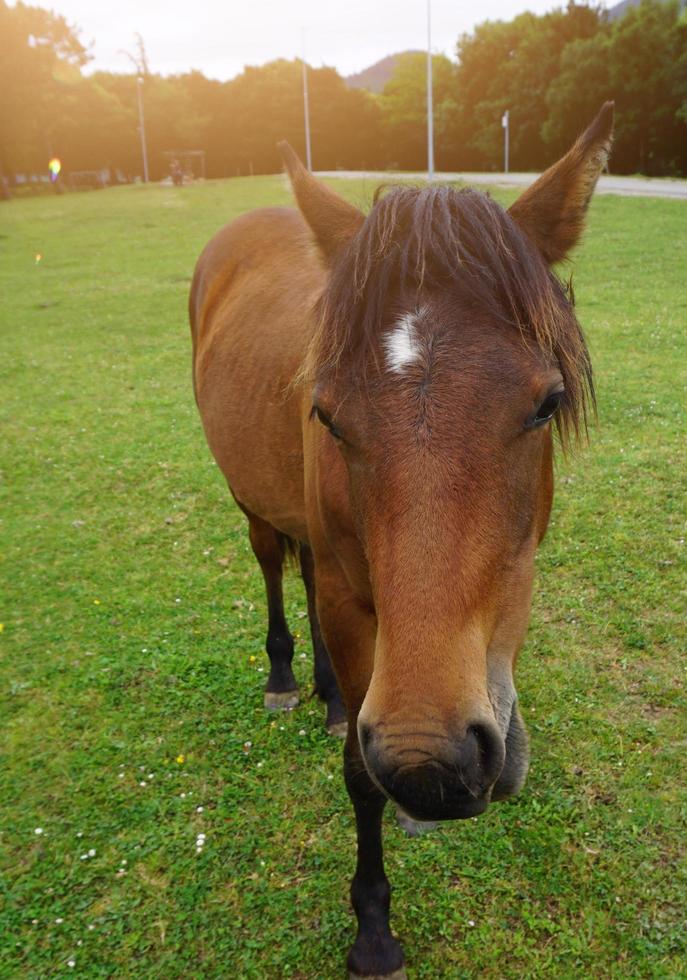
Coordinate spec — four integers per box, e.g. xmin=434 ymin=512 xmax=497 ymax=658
xmin=392 ymin=787 xmax=490 ymax=823
xmin=361 ymin=703 xmax=530 ymax=820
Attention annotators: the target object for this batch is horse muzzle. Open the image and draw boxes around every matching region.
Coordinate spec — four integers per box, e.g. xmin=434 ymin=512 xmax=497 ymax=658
xmin=358 ymin=718 xmax=507 ymax=821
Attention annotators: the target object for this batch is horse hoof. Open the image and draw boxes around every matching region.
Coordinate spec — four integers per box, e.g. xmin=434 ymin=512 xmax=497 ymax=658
xmin=327 ymin=720 xmax=348 ymax=739
xmin=396 ymin=807 xmax=438 ymax=837
xmin=349 ymin=970 xmax=408 ymax=980
xmin=264 ymin=690 xmax=299 ymax=711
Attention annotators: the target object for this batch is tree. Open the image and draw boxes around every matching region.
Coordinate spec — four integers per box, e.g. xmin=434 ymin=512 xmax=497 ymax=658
xmin=214 ymin=59 xmax=382 ymax=176
xmin=380 ymin=52 xmax=455 ymax=169
xmin=544 ymin=33 xmax=613 ymax=157
xmin=2 ymin=0 xmax=686 ymax=192
xmin=610 ymin=0 xmax=687 ymax=173
xmin=0 ymin=0 xmax=89 ymax=184
xmin=446 ymin=4 xmax=603 ymax=170
xmin=544 ymin=1 xmax=687 ymax=174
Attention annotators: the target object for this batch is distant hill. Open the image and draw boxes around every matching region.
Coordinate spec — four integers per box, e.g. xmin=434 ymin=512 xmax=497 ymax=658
xmin=345 ymin=51 xmax=422 ymax=93
xmin=607 ymin=0 xmax=686 ymax=18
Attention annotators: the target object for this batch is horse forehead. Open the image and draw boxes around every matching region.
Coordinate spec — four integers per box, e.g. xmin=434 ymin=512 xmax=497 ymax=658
xmin=381 ymin=302 xmax=526 ymax=380
xmin=382 ymin=308 xmax=427 ymax=374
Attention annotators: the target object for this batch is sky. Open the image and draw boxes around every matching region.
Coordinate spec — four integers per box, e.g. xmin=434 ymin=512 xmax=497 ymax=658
xmin=35 ymin=0 xmax=610 ymax=81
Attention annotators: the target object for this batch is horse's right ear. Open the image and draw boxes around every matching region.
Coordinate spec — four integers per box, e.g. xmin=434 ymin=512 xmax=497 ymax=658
xmin=278 ymin=141 xmax=364 ymax=262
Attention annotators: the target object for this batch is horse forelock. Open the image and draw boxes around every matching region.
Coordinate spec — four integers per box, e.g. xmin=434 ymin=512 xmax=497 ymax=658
xmin=302 ymin=183 xmax=594 ymax=448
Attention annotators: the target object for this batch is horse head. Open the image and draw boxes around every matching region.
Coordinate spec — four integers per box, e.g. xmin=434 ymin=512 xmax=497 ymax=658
xmin=280 ymin=104 xmax=612 ymax=822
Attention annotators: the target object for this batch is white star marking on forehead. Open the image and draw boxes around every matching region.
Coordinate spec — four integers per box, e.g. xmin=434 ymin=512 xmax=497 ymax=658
xmin=383 ymin=310 xmax=426 ymax=374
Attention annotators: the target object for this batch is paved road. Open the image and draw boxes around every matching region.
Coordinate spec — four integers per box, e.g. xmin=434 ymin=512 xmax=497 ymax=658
xmin=317 ymin=170 xmax=687 ymax=200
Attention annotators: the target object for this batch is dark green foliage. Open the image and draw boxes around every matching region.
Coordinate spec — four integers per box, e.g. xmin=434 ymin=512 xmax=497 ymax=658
xmin=2 ymin=0 xmax=687 ymax=185
xmin=379 ymin=52 xmax=455 ymax=169
xmin=443 ymin=4 xmax=603 ymax=171
xmin=443 ymin=0 xmax=687 ymax=175
xmin=546 ymin=1 xmax=687 ymax=174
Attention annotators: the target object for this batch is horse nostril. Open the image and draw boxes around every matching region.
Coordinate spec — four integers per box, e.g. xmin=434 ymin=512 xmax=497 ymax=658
xmin=461 ymin=722 xmax=505 ymax=792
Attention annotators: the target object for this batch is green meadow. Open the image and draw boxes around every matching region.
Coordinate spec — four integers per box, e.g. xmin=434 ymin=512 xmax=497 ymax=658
xmin=1 ymin=178 xmax=685 ymax=978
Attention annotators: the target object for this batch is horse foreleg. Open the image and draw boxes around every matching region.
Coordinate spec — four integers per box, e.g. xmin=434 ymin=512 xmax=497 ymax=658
xmin=345 ymin=732 xmax=406 ymax=980
xmin=245 ymin=511 xmax=298 ymax=710
xmin=314 ymin=567 xmax=406 ymax=978
xmin=298 ymin=544 xmax=347 ymax=736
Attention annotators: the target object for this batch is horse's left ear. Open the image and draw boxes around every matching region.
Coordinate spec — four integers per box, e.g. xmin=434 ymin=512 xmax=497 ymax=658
xmin=508 ymin=101 xmax=614 ymax=265
xmin=278 ymin=141 xmax=364 ymax=262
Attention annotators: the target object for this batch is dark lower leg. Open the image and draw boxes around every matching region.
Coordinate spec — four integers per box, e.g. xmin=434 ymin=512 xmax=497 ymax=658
xmin=247 ymin=516 xmax=298 ymax=706
xmin=344 ymin=738 xmax=405 ymax=978
xmin=299 ymin=545 xmax=346 ymax=731
xmin=264 ymin=576 xmax=298 ymax=705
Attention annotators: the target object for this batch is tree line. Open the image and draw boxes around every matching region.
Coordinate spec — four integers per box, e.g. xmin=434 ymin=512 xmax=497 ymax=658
xmin=1 ymin=0 xmax=686 ymax=193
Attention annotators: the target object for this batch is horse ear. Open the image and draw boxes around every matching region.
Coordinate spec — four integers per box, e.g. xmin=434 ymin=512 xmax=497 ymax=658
xmin=278 ymin=141 xmax=364 ymax=261
xmin=508 ymin=101 xmax=614 ymax=265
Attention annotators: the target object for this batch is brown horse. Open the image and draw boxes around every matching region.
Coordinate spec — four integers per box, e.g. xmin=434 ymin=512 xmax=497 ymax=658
xmin=190 ymin=103 xmax=613 ymax=979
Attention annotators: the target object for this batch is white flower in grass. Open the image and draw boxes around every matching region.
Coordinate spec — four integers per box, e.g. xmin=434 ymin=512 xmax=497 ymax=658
xmin=34 ymin=828 xmax=44 ymax=835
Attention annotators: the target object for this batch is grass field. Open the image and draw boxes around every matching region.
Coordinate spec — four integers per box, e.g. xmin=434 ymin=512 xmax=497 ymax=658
xmin=1 ymin=177 xmax=686 ymax=979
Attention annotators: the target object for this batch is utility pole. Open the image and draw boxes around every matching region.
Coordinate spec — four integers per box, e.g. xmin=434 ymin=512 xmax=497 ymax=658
xmin=427 ymin=0 xmax=434 ymax=180
xmin=502 ymin=109 xmax=510 ymax=174
xmin=302 ymin=31 xmax=312 ymax=171
xmin=136 ymin=75 xmax=150 ymax=183
xmin=120 ymin=39 xmax=150 ymax=183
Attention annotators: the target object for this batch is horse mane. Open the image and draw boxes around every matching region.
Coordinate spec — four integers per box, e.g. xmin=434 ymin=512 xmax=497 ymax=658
xmin=302 ymin=183 xmax=594 ymax=446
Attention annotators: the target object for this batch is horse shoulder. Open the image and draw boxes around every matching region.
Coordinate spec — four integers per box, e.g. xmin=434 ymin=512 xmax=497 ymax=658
xmin=192 ymin=207 xmax=324 ymax=542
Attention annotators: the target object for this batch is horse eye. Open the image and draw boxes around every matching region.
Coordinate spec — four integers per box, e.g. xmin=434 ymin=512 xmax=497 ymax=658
xmin=312 ymin=405 xmax=342 ymax=439
xmin=528 ymin=391 xmax=563 ymax=428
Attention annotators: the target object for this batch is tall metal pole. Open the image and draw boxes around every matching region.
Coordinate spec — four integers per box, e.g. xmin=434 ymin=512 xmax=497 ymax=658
xmin=502 ymin=109 xmax=509 ymax=174
xmin=302 ymin=31 xmax=312 ymax=172
xmin=137 ymin=75 xmax=150 ymax=183
xmin=120 ymin=47 xmax=150 ymax=183
xmin=427 ymin=0 xmax=434 ymax=180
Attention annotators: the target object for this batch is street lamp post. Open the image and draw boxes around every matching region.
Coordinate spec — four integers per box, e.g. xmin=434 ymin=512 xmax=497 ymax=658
xmin=302 ymin=57 xmax=312 ymax=172
xmin=136 ymin=76 xmax=150 ymax=183
xmin=502 ymin=110 xmax=510 ymax=174
xmin=120 ymin=43 xmax=150 ymax=183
